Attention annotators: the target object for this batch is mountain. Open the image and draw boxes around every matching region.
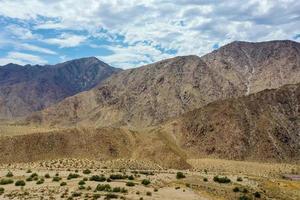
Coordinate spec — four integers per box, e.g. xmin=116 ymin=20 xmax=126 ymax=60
xmin=160 ymin=82 xmax=300 ymax=162
xmin=0 ymin=57 xmax=121 ymax=119
xmin=29 ymin=40 xmax=300 ymax=128
xmin=1 ymin=83 xmax=299 ymax=166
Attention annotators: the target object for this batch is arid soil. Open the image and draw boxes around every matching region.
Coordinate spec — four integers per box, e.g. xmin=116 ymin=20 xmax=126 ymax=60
xmin=0 ymin=158 xmax=299 ymax=200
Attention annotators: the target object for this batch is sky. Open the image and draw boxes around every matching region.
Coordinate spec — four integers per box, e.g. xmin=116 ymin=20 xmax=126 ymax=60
xmin=0 ymin=0 xmax=299 ymax=69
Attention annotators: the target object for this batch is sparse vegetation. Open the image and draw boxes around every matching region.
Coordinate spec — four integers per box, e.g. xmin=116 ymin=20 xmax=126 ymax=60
xmin=126 ymin=182 xmax=135 ymax=187
xmin=0 ymin=187 xmax=4 ymax=195
xmin=112 ymin=187 xmax=127 ymax=193
xmin=60 ymin=182 xmax=67 ymax=186
xmin=141 ymin=179 xmax=151 ymax=186
xmin=90 ymin=175 xmax=106 ymax=182
xmin=105 ymin=193 xmax=118 ymax=199
xmin=52 ymin=176 xmax=62 ymax=182
xmin=44 ymin=173 xmax=51 ymax=178
xmin=176 ymin=172 xmax=186 ymax=179
xmin=6 ymin=172 xmax=13 ymax=177
xmin=254 ymin=191 xmax=261 ymax=198
xmin=15 ymin=180 xmax=26 ymax=186
xmin=67 ymin=173 xmax=80 ymax=180
xmin=78 ymin=180 xmax=86 ymax=185
xmin=26 ymin=177 xmax=33 ymax=182
xmin=83 ymin=169 xmax=91 ymax=174
xmin=36 ymin=178 xmax=45 ymax=185
xmin=213 ymin=176 xmax=231 ymax=183
xmin=239 ymin=195 xmax=251 ymax=200
xmin=233 ymin=187 xmax=240 ymax=192
xmin=237 ymin=177 xmax=243 ymax=182
xmin=109 ymin=174 xmax=127 ymax=180
xmin=0 ymin=179 xmax=14 ymax=185
xmin=146 ymin=191 xmax=152 ymax=196
xmin=96 ymin=184 xmax=111 ymax=192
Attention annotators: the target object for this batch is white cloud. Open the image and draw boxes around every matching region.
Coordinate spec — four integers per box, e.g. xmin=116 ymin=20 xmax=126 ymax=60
xmin=43 ymin=33 xmax=87 ymax=48
xmin=0 ymin=52 xmax=47 ymax=65
xmin=18 ymin=43 xmax=57 ymax=55
xmin=5 ymin=25 xmax=38 ymax=40
xmin=0 ymin=0 xmax=299 ymax=67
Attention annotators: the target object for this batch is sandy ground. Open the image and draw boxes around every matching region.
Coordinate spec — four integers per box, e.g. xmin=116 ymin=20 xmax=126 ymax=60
xmin=0 ymin=158 xmax=299 ymax=200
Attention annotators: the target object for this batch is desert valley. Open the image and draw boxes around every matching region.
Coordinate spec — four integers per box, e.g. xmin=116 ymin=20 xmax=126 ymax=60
xmin=0 ymin=40 xmax=299 ymax=199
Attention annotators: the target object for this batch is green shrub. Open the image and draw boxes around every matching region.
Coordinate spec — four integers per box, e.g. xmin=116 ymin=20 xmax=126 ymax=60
xmin=128 ymin=175 xmax=134 ymax=180
xmin=44 ymin=174 xmax=51 ymax=178
xmin=67 ymin=173 xmax=80 ymax=180
xmin=176 ymin=172 xmax=186 ymax=179
xmin=83 ymin=169 xmax=91 ymax=174
xmin=242 ymin=188 xmax=248 ymax=193
xmin=78 ymin=185 xmax=85 ymax=190
xmin=0 ymin=179 xmax=14 ymax=185
xmin=105 ymin=193 xmax=118 ymax=199
xmin=254 ymin=191 xmax=261 ymax=198
xmin=26 ymin=177 xmax=33 ymax=182
xmin=154 ymin=188 xmax=158 ymax=192
xmin=141 ymin=179 xmax=151 ymax=186
xmin=36 ymin=179 xmax=44 ymax=185
xmin=72 ymin=192 xmax=82 ymax=197
xmin=237 ymin=177 xmax=243 ymax=182
xmin=126 ymin=182 xmax=135 ymax=187
xmin=0 ymin=187 xmax=4 ymax=195
xmin=90 ymin=175 xmax=106 ymax=182
xmin=239 ymin=195 xmax=251 ymax=200
xmin=52 ymin=176 xmax=62 ymax=182
xmin=109 ymin=174 xmax=127 ymax=180
xmin=30 ymin=173 xmax=38 ymax=178
xmin=78 ymin=180 xmax=86 ymax=185
xmin=96 ymin=184 xmax=111 ymax=192
xmin=26 ymin=169 xmax=32 ymax=173
xmin=106 ymin=178 xmax=111 ymax=182
xmin=203 ymin=177 xmax=208 ymax=182
xmin=213 ymin=176 xmax=231 ymax=183
xmin=146 ymin=191 xmax=152 ymax=196
xmin=185 ymin=183 xmax=191 ymax=187
xmin=15 ymin=180 xmax=26 ymax=186
xmin=60 ymin=182 xmax=67 ymax=186
xmin=6 ymin=172 xmax=13 ymax=177
xmin=233 ymin=187 xmax=240 ymax=192
xmin=93 ymin=194 xmax=101 ymax=199
xmin=112 ymin=187 xmax=121 ymax=192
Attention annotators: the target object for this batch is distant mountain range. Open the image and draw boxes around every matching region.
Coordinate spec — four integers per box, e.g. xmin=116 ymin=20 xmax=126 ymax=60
xmin=0 ymin=57 xmax=121 ymax=119
xmin=0 ymin=40 xmax=299 ymax=165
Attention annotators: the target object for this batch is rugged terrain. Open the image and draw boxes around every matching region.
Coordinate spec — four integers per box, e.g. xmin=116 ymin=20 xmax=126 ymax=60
xmin=28 ymin=40 xmax=300 ymax=128
xmin=0 ymin=82 xmax=299 ymax=167
xmin=0 ymin=40 xmax=299 ymax=199
xmin=0 ymin=57 xmax=120 ymax=119
xmin=160 ymin=83 xmax=300 ymax=162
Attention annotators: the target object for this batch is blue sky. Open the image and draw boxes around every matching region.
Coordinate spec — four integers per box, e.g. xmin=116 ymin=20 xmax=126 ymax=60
xmin=0 ymin=0 xmax=299 ymax=69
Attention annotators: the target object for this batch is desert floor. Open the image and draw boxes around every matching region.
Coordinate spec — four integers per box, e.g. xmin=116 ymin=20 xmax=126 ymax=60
xmin=0 ymin=158 xmax=299 ymax=200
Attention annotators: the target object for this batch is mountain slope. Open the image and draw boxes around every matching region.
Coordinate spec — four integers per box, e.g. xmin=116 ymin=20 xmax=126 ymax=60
xmin=161 ymin=83 xmax=300 ymax=162
xmin=2 ymin=83 xmax=299 ymax=166
xmin=29 ymin=40 xmax=300 ymax=128
xmin=0 ymin=57 xmax=121 ymax=119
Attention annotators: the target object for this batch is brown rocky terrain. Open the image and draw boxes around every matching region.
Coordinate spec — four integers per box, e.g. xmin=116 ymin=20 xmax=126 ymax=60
xmin=0 ymin=57 xmax=120 ymax=119
xmin=1 ymin=82 xmax=299 ymax=167
xmin=161 ymin=83 xmax=300 ymax=163
xmin=28 ymin=40 xmax=300 ymax=128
